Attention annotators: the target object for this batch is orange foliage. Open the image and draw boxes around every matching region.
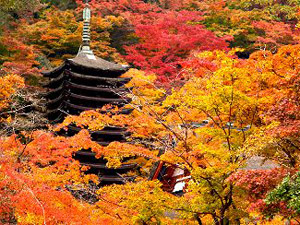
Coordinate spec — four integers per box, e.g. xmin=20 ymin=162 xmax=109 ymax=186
xmin=0 ymin=130 xmax=102 ymax=224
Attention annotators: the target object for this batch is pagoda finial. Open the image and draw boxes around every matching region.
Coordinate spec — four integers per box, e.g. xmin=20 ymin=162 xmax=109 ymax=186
xmin=80 ymin=0 xmax=94 ymax=56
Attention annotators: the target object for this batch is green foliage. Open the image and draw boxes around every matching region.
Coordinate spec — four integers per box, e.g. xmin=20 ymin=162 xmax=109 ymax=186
xmin=265 ymin=172 xmax=300 ymax=218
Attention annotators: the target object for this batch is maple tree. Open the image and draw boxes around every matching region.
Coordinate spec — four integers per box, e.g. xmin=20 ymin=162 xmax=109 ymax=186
xmin=0 ymin=74 xmax=24 ymax=125
xmin=123 ymin=11 xmax=230 ymax=84
xmin=2 ymin=0 xmax=300 ymax=224
xmin=229 ymin=168 xmax=294 ymax=223
xmin=0 ymin=129 xmax=108 ymax=224
xmin=175 ymin=0 xmax=300 ymax=54
xmin=79 ymin=0 xmax=160 ymax=16
xmin=0 ymin=36 xmax=41 ymax=77
xmin=0 ymin=74 xmax=24 ymax=112
xmin=240 ymin=45 xmax=300 ymax=169
xmin=223 ymin=44 xmax=300 ymax=223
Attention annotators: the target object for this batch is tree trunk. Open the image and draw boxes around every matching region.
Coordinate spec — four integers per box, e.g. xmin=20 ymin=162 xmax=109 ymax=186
xmin=194 ymin=214 xmax=202 ymax=225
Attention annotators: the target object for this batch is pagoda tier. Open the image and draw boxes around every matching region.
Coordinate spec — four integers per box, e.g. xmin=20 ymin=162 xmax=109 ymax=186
xmin=57 ymin=125 xmax=136 ymax=184
xmin=42 ymin=51 xmax=135 ymax=185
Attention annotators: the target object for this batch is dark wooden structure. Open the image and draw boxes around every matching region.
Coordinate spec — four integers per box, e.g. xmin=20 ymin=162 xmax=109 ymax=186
xmin=150 ymin=161 xmax=190 ymax=194
xmin=42 ymin=2 xmax=135 ymax=185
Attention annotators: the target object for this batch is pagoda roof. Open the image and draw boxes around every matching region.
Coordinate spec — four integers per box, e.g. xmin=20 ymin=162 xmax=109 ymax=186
xmin=66 ymin=70 xmax=131 ymax=83
xmin=68 ymin=92 xmax=130 ymax=103
xmin=42 ymin=52 xmax=130 ymax=76
xmin=43 ymin=85 xmax=64 ymax=98
xmin=75 ymin=140 xmax=134 ymax=150
xmin=46 ymin=101 xmax=132 ymax=115
xmin=43 ymin=74 xmax=65 ymax=88
xmin=66 ymin=81 xmax=131 ymax=93
xmin=47 ymin=94 xmax=64 ymax=105
xmin=42 ymin=62 xmax=66 ymax=77
xmin=68 ymin=52 xmax=129 ymax=71
xmin=75 ymin=150 xmax=99 ymax=157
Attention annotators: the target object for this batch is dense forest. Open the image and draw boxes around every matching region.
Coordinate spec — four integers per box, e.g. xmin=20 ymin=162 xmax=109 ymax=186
xmin=1 ymin=0 xmax=300 ymax=224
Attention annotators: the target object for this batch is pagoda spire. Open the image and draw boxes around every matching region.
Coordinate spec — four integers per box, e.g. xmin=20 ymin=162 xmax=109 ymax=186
xmin=80 ymin=0 xmax=94 ymax=56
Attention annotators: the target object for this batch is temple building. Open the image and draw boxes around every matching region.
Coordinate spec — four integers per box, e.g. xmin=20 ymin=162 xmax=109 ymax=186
xmin=150 ymin=161 xmax=190 ymax=194
xmin=42 ymin=1 xmax=135 ymax=185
